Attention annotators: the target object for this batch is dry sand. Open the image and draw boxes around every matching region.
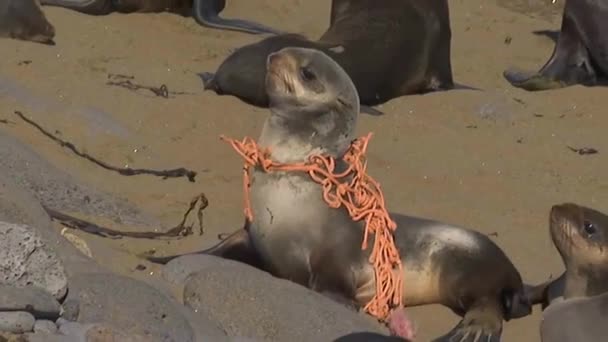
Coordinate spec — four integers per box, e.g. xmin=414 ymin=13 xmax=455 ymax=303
xmin=1 ymin=0 xmax=606 ymax=340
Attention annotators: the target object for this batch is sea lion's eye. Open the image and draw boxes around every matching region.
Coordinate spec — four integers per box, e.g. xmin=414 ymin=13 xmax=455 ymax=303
xmin=583 ymin=220 xmax=597 ymax=236
xmin=300 ymin=66 xmax=316 ymax=82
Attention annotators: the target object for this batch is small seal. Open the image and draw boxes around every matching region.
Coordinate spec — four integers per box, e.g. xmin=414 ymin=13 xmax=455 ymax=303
xmin=200 ymin=0 xmax=456 ymax=108
xmin=0 ymin=0 xmax=55 ymax=45
xmin=523 ymin=203 xmax=608 ymax=341
xmin=40 ymin=0 xmax=281 ymax=34
xmin=503 ymin=0 xmax=608 ymax=91
xmin=150 ymin=47 xmax=530 ymax=341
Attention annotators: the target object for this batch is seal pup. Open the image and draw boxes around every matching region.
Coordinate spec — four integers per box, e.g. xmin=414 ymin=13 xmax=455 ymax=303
xmin=0 ymin=0 xmax=55 ymax=45
xmin=503 ymin=0 xmax=608 ymax=91
xmin=39 ymin=0 xmax=281 ymax=34
xmin=151 ymin=47 xmax=530 ymax=341
xmin=200 ymin=0 xmax=456 ymax=108
xmin=522 ymin=203 xmax=608 ymax=341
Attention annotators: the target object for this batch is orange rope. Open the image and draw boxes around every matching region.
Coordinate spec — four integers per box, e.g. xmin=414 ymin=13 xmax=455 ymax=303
xmin=220 ymin=133 xmax=403 ymax=322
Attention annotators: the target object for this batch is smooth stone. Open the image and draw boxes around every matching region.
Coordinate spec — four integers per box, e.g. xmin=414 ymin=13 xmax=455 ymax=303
xmin=34 ymin=319 xmax=58 ymax=334
xmin=0 ymin=311 xmax=35 ymax=333
xmin=162 ymin=254 xmax=244 ymax=286
xmin=57 ymin=319 xmax=88 ymax=338
xmin=0 ymin=222 xmax=68 ymax=300
xmin=183 ymin=255 xmax=387 ymax=341
xmin=0 ymin=285 xmax=61 ymax=320
xmin=26 ymin=333 xmax=79 ymax=342
xmin=61 ymin=298 xmax=81 ymax=321
xmin=540 ymin=292 xmax=608 ymax=342
xmin=64 ymin=272 xmax=226 ymax=342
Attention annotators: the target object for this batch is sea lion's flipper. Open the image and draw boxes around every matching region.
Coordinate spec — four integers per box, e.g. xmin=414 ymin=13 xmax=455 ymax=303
xmin=503 ymin=68 xmax=567 ymax=91
xmin=360 ymin=106 xmax=384 ymax=116
xmin=192 ymin=0 xmax=283 ymax=35
xmin=432 ymin=298 xmax=502 ymax=342
xmin=145 ymin=227 xmax=268 ymax=271
xmin=2 ymin=0 xmax=56 ymax=45
xmin=40 ymin=0 xmax=113 ymax=15
xmin=197 ymin=72 xmax=220 ymax=92
xmin=503 ymin=10 xmax=597 ymax=91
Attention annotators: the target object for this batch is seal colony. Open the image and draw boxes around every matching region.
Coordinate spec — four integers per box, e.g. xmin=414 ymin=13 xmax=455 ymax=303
xmin=149 ymin=47 xmax=532 ymax=341
xmin=200 ymin=0 xmax=456 ymax=108
xmin=0 ymin=0 xmax=55 ymax=45
xmin=39 ymin=0 xmax=281 ymax=34
xmin=503 ymin=0 xmax=608 ymax=91
xmin=523 ymin=203 xmax=608 ymax=341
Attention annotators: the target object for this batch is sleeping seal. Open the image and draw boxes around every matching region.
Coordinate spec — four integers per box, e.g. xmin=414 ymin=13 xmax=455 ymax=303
xmin=149 ymin=47 xmax=530 ymax=341
xmin=524 ymin=203 xmax=608 ymax=342
xmin=0 ymin=0 xmax=55 ymax=45
xmin=200 ymin=0 xmax=455 ymax=108
xmin=504 ymin=0 xmax=608 ymax=91
xmin=39 ymin=0 xmax=281 ymax=34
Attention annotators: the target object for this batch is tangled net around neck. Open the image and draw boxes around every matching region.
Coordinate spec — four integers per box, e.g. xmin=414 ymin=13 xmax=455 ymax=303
xmin=220 ymin=132 xmax=403 ymax=321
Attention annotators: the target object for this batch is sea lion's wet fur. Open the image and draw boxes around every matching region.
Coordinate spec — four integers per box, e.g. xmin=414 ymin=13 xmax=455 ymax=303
xmin=504 ymin=0 xmax=608 ymax=91
xmin=0 ymin=0 xmax=55 ymax=45
xmin=151 ymin=47 xmax=528 ymax=341
xmin=202 ymin=0 xmax=455 ymax=107
xmin=523 ymin=203 xmax=608 ymax=341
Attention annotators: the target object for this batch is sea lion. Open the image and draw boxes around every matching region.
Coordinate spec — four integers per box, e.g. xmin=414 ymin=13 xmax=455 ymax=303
xmin=39 ymin=0 xmax=281 ymax=34
xmin=0 ymin=0 xmax=55 ymax=45
xmin=200 ymin=0 xmax=455 ymax=108
xmin=523 ymin=203 xmax=608 ymax=341
xmin=503 ymin=0 xmax=608 ymax=91
xmin=150 ymin=47 xmax=530 ymax=341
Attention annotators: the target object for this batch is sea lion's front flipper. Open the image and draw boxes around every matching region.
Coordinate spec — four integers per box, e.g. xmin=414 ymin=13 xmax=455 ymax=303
xmin=145 ymin=226 xmax=267 ymax=271
xmin=504 ymin=10 xmax=597 ymax=91
xmin=192 ymin=0 xmax=283 ymax=35
xmin=503 ymin=68 xmax=566 ymax=91
xmin=432 ymin=297 xmax=503 ymax=342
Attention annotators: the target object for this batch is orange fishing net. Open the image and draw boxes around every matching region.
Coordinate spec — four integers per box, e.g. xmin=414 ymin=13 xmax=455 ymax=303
xmin=220 ymin=132 xmax=403 ymax=321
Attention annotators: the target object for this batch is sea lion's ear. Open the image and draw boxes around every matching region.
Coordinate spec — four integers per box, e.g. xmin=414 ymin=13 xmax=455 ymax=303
xmin=328 ymin=45 xmax=345 ymax=54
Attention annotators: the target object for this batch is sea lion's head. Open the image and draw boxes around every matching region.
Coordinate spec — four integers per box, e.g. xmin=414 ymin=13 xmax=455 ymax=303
xmin=550 ymin=203 xmax=608 ymax=296
xmin=2 ymin=0 xmax=55 ymax=45
xmin=263 ymin=47 xmax=359 ymax=157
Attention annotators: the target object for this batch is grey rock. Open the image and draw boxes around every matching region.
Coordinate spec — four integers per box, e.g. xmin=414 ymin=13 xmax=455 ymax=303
xmin=183 ymin=255 xmax=387 ymax=341
xmin=61 ymin=298 xmax=81 ymax=321
xmin=0 ymin=168 xmax=103 ymax=277
xmin=57 ymin=318 xmax=88 ymax=338
xmin=334 ymin=332 xmax=406 ymax=341
xmin=0 ymin=222 xmax=68 ymax=300
xmin=0 ymin=131 xmax=160 ymax=231
xmin=0 ymin=285 xmax=61 ymax=320
xmin=162 ymin=254 xmax=243 ymax=286
xmin=34 ymin=319 xmax=58 ymax=334
xmin=26 ymin=332 xmax=79 ymax=342
xmin=0 ymin=311 xmax=35 ymax=333
xmin=64 ymin=272 xmax=226 ymax=342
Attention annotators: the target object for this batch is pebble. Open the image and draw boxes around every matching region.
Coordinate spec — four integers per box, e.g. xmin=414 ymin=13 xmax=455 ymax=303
xmin=0 ymin=311 xmax=35 ymax=333
xmin=0 ymin=222 xmax=68 ymax=300
xmin=34 ymin=319 xmax=57 ymax=334
xmin=0 ymin=285 xmax=61 ymax=320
